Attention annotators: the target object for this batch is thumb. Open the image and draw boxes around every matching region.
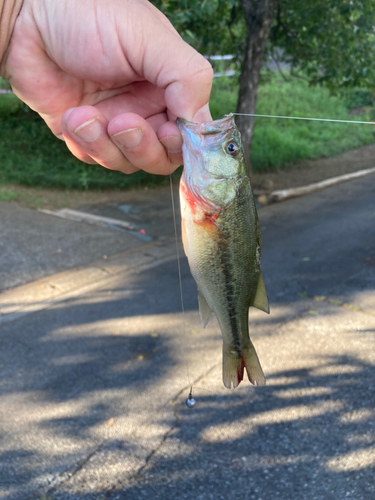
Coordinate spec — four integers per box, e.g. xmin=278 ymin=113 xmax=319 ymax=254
xmin=164 ymin=51 xmax=214 ymax=123
xmin=120 ymin=7 xmax=213 ymax=122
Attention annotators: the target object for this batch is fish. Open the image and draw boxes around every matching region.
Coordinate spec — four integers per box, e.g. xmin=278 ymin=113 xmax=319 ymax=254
xmin=177 ymin=113 xmax=269 ymax=389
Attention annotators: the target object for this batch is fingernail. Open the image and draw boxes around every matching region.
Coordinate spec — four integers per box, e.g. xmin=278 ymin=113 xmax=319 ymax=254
xmin=113 ymin=128 xmax=143 ymax=148
xmin=160 ymin=135 xmax=182 ymax=154
xmin=193 ymin=103 xmax=212 ymax=123
xmin=73 ymin=118 xmax=102 ymax=142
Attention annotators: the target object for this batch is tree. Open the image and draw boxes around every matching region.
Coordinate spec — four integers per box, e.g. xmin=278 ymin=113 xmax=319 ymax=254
xmin=235 ymin=0 xmax=275 ymax=163
xmin=152 ymin=1 xmax=245 ymax=58
xmin=152 ymin=0 xmax=375 ymax=164
xmin=270 ymin=0 xmax=375 ymax=91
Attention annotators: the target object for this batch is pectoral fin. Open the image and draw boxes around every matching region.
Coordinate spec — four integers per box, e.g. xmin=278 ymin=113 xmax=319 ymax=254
xmin=198 ymin=289 xmax=213 ymax=328
xmin=252 ymin=272 xmax=270 ymax=314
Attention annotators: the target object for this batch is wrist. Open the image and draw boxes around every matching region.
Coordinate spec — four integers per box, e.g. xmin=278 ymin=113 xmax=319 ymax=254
xmin=0 ymin=0 xmax=24 ymax=76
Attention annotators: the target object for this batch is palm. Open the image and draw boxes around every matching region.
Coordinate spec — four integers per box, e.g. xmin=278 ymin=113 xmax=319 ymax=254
xmin=7 ymin=10 xmax=167 ymax=139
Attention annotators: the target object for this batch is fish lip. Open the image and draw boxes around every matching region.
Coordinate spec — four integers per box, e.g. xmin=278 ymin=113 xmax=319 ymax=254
xmin=177 ymin=114 xmax=236 ymax=135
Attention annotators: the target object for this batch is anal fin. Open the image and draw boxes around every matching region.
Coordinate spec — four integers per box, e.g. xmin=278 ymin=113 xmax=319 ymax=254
xmin=198 ymin=289 xmax=213 ymax=328
xmin=252 ymin=271 xmax=270 ymax=314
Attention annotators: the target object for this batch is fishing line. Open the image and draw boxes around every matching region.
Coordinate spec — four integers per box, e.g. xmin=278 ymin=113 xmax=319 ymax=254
xmin=169 ymin=173 xmax=194 ymax=404
xmin=233 ymin=112 xmax=375 ymax=125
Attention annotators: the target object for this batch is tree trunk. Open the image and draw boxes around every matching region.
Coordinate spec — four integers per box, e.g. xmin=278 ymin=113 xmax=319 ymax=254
xmin=236 ymin=0 xmax=275 ymax=172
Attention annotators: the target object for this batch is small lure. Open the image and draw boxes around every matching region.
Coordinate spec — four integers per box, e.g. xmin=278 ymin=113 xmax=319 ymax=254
xmin=186 ymin=387 xmax=196 ymax=408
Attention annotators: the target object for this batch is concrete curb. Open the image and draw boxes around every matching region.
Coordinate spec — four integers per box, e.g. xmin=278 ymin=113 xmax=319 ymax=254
xmin=0 ymin=238 xmax=180 ymax=325
xmin=257 ymin=166 xmax=375 ymax=205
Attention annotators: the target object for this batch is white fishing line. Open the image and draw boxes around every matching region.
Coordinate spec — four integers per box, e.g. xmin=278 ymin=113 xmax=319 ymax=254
xmin=233 ymin=113 xmax=375 ymax=125
xmin=169 ymin=174 xmax=193 ymax=395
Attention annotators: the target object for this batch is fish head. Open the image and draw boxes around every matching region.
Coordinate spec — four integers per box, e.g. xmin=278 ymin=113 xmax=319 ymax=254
xmin=177 ymin=114 xmax=248 ymax=210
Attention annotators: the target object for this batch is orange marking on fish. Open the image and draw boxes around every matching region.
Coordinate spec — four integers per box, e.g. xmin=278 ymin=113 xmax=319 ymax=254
xmin=195 ymin=214 xmax=218 ymax=229
xmin=180 ymin=177 xmax=199 ymax=216
xmin=238 ymin=357 xmax=246 ymax=384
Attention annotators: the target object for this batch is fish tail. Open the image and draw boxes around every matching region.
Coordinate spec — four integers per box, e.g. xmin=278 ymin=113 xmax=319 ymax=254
xmin=242 ymin=344 xmax=266 ymax=386
xmin=222 ymin=345 xmax=244 ymax=389
xmin=222 ymin=343 xmax=266 ymax=389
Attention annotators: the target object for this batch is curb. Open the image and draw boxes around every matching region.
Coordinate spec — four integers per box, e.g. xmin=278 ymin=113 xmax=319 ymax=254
xmin=257 ymin=166 xmax=375 ymax=205
xmin=0 ymin=238 xmax=180 ymax=325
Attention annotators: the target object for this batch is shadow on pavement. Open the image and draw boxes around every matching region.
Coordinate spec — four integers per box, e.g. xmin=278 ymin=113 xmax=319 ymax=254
xmin=0 ymin=175 xmax=374 ymax=499
xmin=0 ymin=253 xmax=373 ymax=499
xmin=117 ymin=354 xmax=375 ymax=500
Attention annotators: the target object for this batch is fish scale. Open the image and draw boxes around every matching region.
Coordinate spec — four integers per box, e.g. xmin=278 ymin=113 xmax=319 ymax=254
xmin=178 ymin=114 xmax=270 ymax=389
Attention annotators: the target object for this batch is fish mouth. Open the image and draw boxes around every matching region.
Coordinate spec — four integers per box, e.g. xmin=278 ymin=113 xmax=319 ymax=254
xmin=177 ymin=114 xmax=236 ymax=136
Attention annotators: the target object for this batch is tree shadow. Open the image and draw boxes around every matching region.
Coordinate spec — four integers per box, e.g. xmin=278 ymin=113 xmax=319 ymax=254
xmin=0 ymin=261 xmax=186 ymax=498
xmin=1 ymin=252 xmax=374 ymax=499
xmin=118 ymin=354 xmax=375 ymax=500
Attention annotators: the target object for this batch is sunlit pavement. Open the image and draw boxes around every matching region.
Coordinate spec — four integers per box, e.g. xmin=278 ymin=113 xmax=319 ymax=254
xmin=0 ymin=174 xmax=374 ymax=500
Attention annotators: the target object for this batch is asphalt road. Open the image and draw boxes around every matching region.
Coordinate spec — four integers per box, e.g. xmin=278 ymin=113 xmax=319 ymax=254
xmin=0 ymin=174 xmax=374 ymax=500
xmin=0 ymin=201 xmax=144 ymax=293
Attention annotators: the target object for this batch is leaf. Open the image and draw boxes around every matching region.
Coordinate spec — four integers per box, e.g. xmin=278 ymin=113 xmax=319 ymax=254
xmin=328 ymin=299 xmax=342 ymax=306
xmin=343 ymin=304 xmax=360 ymax=312
xmin=314 ymin=296 xmax=326 ymax=302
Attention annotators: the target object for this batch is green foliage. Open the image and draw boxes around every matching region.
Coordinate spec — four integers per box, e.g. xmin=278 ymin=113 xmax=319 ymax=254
xmin=153 ymin=1 xmax=375 ymax=94
xmin=269 ymin=0 xmax=375 ymax=90
xmin=210 ymin=75 xmax=375 ymax=171
xmin=341 ymin=88 xmax=375 ymax=108
xmin=151 ymin=0 xmax=246 ymax=60
xmin=252 ymin=77 xmax=375 ymax=170
xmin=209 ymin=76 xmax=238 ymax=118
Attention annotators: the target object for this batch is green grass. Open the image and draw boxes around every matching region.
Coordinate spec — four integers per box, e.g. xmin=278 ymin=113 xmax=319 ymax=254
xmin=0 ymin=74 xmax=374 ymax=189
xmin=0 ymin=187 xmax=18 ymax=200
xmin=211 ymin=75 xmax=375 ymax=172
xmin=0 ymin=76 xmax=11 ymax=90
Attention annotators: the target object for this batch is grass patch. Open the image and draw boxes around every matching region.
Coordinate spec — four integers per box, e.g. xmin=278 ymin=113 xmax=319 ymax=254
xmin=0 ymin=187 xmax=18 ymax=201
xmin=0 ymin=76 xmax=11 ymax=90
xmin=210 ymin=75 xmax=375 ymax=172
xmin=0 ymin=74 xmax=374 ymax=189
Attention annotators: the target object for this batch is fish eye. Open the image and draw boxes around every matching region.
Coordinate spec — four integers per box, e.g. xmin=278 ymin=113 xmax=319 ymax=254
xmin=225 ymin=141 xmax=240 ymax=156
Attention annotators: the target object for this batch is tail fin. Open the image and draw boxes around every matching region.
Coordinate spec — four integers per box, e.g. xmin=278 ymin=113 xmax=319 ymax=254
xmin=222 ymin=343 xmax=266 ymax=389
xmin=242 ymin=344 xmax=266 ymax=386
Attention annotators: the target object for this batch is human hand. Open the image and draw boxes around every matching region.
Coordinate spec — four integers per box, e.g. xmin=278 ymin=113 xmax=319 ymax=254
xmin=2 ymin=0 xmax=213 ymax=174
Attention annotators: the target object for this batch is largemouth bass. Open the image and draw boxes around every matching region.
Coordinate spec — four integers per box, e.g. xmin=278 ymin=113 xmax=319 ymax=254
xmin=177 ymin=114 xmax=269 ymax=389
